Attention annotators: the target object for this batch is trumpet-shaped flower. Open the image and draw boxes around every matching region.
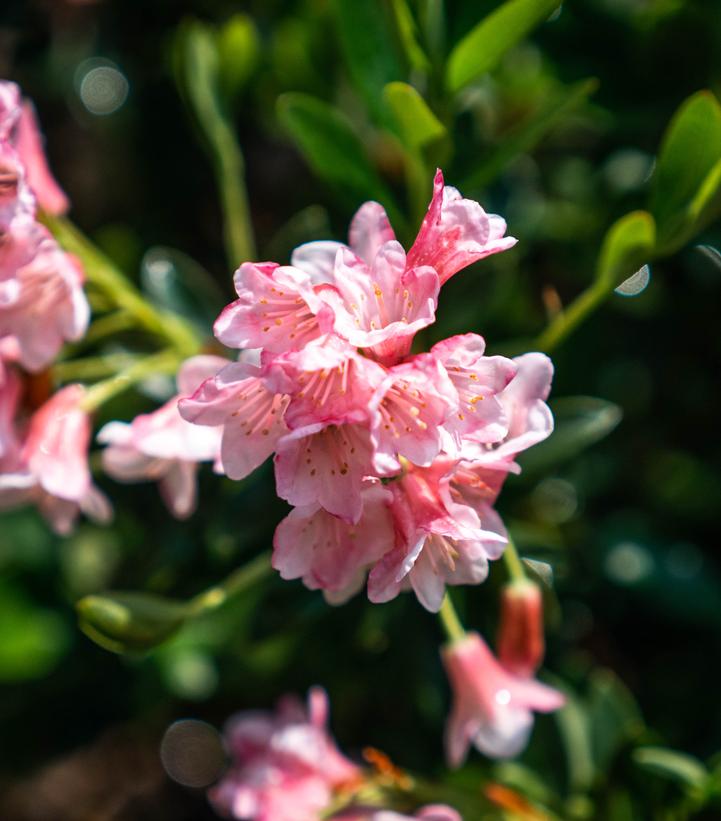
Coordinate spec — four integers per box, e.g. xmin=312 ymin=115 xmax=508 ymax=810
xmin=209 ymin=687 xmax=360 ymax=821
xmin=497 ymin=580 xmax=546 ymax=678
xmin=98 ymin=355 xmax=227 ymax=519
xmin=442 ymin=632 xmax=565 ymax=765
xmin=0 ymin=384 xmax=111 ymax=534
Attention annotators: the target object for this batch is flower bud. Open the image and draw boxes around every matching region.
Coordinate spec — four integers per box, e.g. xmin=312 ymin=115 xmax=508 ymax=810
xmin=496 ymin=580 xmax=545 ymax=677
xmin=76 ymin=591 xmax=189 ymax=654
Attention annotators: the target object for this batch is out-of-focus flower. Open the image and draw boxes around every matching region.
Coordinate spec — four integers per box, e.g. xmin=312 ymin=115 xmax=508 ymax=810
xmin=0 ymin=384 xmax=111 ymax=534
xmin=332 ymin=806 xmax=462 ymax=821
xmin=0 ymin=221 xmax=89 ymax=371
xmin=98 ymin=355 xmax=227 ymax=519
xmin=497 ymin=580 xmax=545 ymax=678
xmin=442 ymin=632 xmax=564 ymax=765
xmin=209 ymin=687 xmax=360 ymax=821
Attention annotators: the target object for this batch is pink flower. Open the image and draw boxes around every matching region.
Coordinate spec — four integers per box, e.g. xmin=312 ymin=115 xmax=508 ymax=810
xmin=98 ymin=355 xmax=227 ymax=519
xmin=367 ymin=460 xmax=506 ymax=612
xmin=333 ymin=807 xmax=462 ymax=821
xmin=179 ymin=357 xmax=290 ymax=482
xmin=273 ymin=483 xmax=395 ymax=603
xmin=0 ymin=221 xmax=89 ymax=371
xmin=497 ymin=580 xmax=545 ymax=678
xmin=406 ymin=170 xmax=516 ymax=285
xmin=209 ymin=687 xmax=360 ymax=821
xmin=0 ymin=362 xmax=21 ymax=460
xmin=442 ymin=632 xmax=565 ymax=765
xmin=0 ymin=384 xmax=111 ymax=534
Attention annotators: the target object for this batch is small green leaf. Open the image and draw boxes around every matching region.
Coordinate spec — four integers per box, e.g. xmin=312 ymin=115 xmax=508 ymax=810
xmin=463 ymin=79 xmax=597 ymax=190
xmin=77 ymin=591 xmax=190 ymax=654
xmin=446 ymin=0 xmax=561 ymax=94
xmin=216 ymin=14 xmax=260 ymax=103
xmin=633 ymin=746 xmax=709 ymax=791
xmin=588 ymin=669 xmax=644 ymax=771
xmin=389 ymin=0 xmax=431 ymax=74
xmin=519 ymin=396 xmax=622 ymax=474
xmin=596 ymin=210 xmax=656 ymax=289
xmin=650 ymin=90 xmax=721 ymax=247
xmin=383 ymin=82 xmax=447 ymax=152
xmin=277 ymin=93 xmax=400 ymax=220
xmin=333 ymin=0 xmax=404 ymax=117
xmin=556 ymin=694 xmax=595 ymax=792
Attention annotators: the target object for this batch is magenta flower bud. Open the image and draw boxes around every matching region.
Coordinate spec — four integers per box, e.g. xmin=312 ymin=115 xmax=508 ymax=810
xmin=497 ymin=580 xmax=545 ymax=678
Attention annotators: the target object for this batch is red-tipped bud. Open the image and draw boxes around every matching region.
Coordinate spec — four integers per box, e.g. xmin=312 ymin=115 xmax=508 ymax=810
xmin=497 ymin=580 xmax=545 ymax=677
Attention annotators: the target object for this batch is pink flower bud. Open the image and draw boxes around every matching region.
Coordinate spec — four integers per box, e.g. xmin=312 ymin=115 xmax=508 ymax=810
xmin=497 ymin=580 xmax=545 ymax=678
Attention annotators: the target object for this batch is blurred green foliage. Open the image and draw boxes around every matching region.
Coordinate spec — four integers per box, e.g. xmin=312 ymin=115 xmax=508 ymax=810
xmin=1 ymin=0 xmax=721 ymax=819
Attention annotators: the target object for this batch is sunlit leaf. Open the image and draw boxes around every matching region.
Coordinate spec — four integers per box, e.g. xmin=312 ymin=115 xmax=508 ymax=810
xmin=463 ymin=79 xmax=597 ymax=190
xmin=383 ymin=81 xmax=447 ymax=151
xmin=596 ymin=210 xmax=656 ymax=289
xmin=446 ymin=0 xmax=561 ymax=93
xmin=333 ymin=0 xmax=404 ymax=117
xmin=277 ymin=93 xmax=400 ymax=222
xmin=389 ymin=0 xmax=431 ymax=74
xmin=216 ymin=14 xmax=260 ymax=103
xmin=650 ymin=90 xmax=721 ymax=248
xmin=633 ymin=746 xmax=709 ymax=791
xmin=519 ymin=397 xmax=623 ymax=474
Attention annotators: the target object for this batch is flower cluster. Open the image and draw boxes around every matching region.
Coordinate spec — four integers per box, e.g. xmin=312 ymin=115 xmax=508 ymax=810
xmin=180 ymin=170 xmax=554 ymax=611
xmin=208 ymin=687 xmax=461 ymax=821
xmin=0 ymin=82 xmax=98 ymax=533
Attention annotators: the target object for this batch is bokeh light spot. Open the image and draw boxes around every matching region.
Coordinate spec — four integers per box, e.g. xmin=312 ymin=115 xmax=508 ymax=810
xmin=76 ymin=60 xmax=129 ymax=115
xmin=160 ymin=719 xmax=227 ymax=788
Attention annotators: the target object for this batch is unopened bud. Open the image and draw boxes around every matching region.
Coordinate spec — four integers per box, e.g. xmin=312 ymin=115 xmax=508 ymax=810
xmin=497 ymin=580 xmax=544 ymax=677
xmin=76 ymin=591 xmax=189 ymax=654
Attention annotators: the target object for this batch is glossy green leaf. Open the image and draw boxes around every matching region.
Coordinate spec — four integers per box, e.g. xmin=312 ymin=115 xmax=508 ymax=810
xmin=77 ymin=591 xmax=190 ymax=654
xmin=650 ymin=90 xmax=721 ymax=247
xmin=140 ymin=246 xmax=226 ymax=333
xmin=383 ymin=81 xmax=447 ymax=151
xmin=463 ymin=79 xmax=597 ymax=190
xmin=519 ymin=396 xmax=622 ymax=474
xmin=277 ymin=93 xmax=399 ymax=220
xmin=633 ymin=746 xmax=709 ymax=791
xmin=596 ymin=210 xmax=656 ymax=289
xmin=446 ymin=0 xmax=561 ymax=93
xmin=389 ymin=0 xmax=431 ymax=74
xmin=216 ymin=14 xmax=260 ymax=102
xmin=333 ymin=0 xmax=404 ymax=117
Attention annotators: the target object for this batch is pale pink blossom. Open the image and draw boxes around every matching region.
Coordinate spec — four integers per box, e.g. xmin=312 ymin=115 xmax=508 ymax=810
xmin=333 ymin=806 xmax=462 ymax=821
xmin=367 ymin=460 xmax=506 ymax=612
xmin=406 ymin=170 xmax=516 ymax=285
xmin=98 ymin=355 xmax=227 ymax=519
xmin=0 ymin=221 xmax=89 ymax=371
xmin=442 ymin=632 xmax=564 ymax=765
xmin=273 ymin=483 xmax=394 ymax=603
xmin=15 ymin=101 xmax=69 ymax=215
xmin=0 ymin=82 xmax=21 ymax=140
xmin=0 ymin=362 xmax=21 ymax=460
xmin=179 ymin=358 xmax=290 ymax=482
xmin=209 ymin=687 xmax=360 ymax=821
xmin=0 ymin=384 xmax=111 ymax=534
xmin=0 ymin=143 xmax=34 ymax=232
xmin=214 ymin=262 xmax=333 ymax=354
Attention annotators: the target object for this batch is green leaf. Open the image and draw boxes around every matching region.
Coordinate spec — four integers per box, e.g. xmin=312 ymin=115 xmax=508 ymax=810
xmin=333 ymin=0 xmax=404 ymax=117
xmin=596 ymin=210 xmax=656 ymax=289
xmin=389 ymin=0 xmax=431 ymax=74
xmin=216 ymin=14 xmax=260 ymax=103
xmin=383 ymin=82 xmax=447 ymax=152
xmin=463 ymin=79 xmax=597 ymax=190
xmin=556 ymin=694 xmax=595 ymax=792
xmin=650 ymin=90 xmax=721 ymax=247
xmin=633 ymin=746 xmax=709 ymax=792
xmin=277 ymin=93 xmax=400 ymax=222
xmin=519 ymin=396 xmax=622 ymax=475
xmin=77 ymin=591 xmax=190 ymax=654
xmin=446 ymin=0 xmax=561 ymax=94
xmin=141 ymin=246 xmax=226 ymax=333
xmin=588 ymin=669 xmax=644 ymax=771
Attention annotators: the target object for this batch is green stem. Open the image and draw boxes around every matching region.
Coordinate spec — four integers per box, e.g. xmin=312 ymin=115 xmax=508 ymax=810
xmin=81 ymin=349 xmax=180 ymax=412
xmin=438 ymin=593 xmax=466 ymax=644
xmin=535 ymin=281 xmax=609 ymax=353
xmin=503 ymin=535 xmax=527 ymax=583
xmin=40 ymin=213 xmax=200 ymax=357
xmin=188 ymin=551 xmax=272 ymax=616
xmin=53 ymin=352 xmax=141 ymax=382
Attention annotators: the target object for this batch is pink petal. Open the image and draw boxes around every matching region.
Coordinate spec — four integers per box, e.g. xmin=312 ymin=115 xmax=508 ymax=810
xmin=290 ymin=241 xmax=344 ymax=285
xmin=348 ymin=200 xmax=396 ymax=264
xmin=15 ymin=101 xmax=69 ymax=215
